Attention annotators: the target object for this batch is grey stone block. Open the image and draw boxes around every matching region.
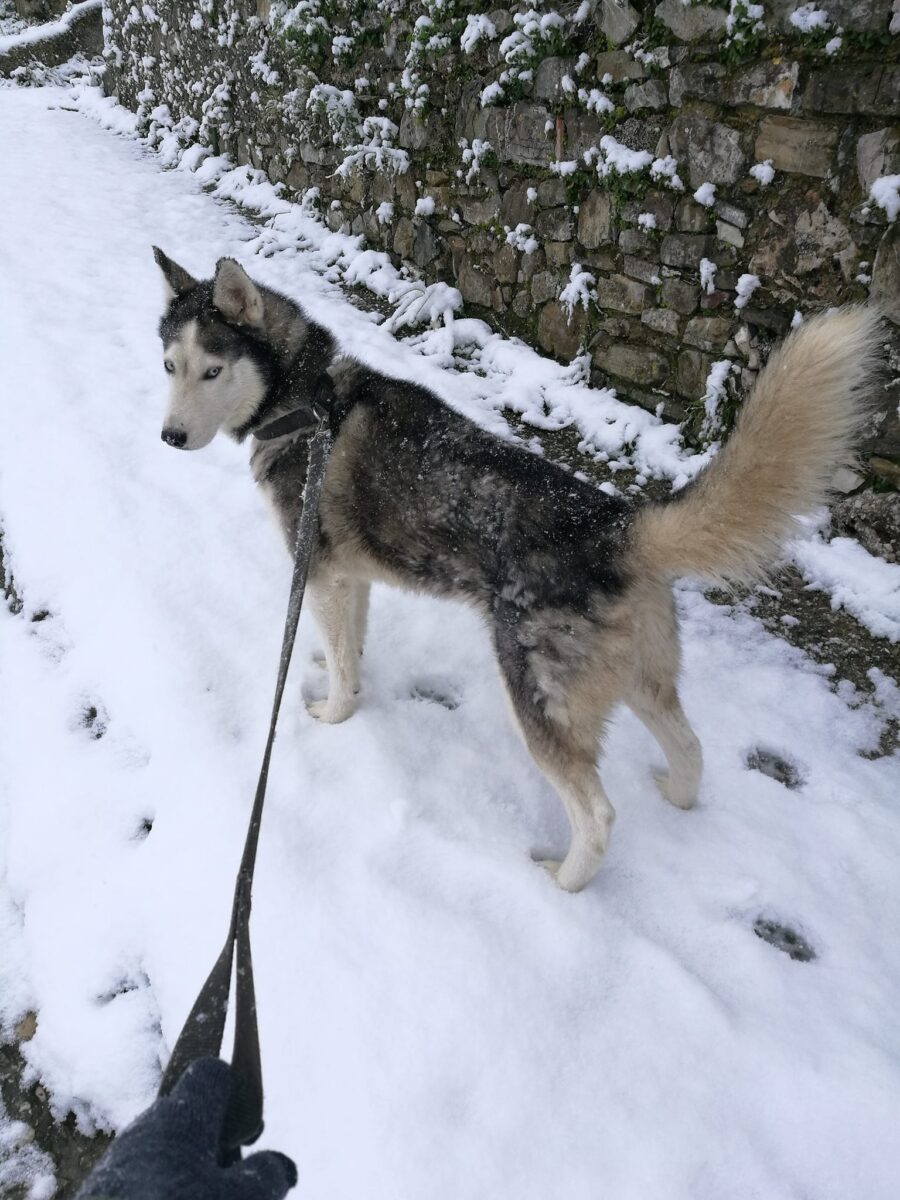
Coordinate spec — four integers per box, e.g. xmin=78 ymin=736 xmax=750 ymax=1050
xmin=596 ymin=274 xmax=652 ymax=314
xmin=684 ymin=316 xmax=734 ymax=352
xmin=675 ymin=198 xmax=710 ymax=233
xmin=872 ymin=223 xmax=900 ymax=325
xmin=512 ymin=291 xmax=531 ymax=319
xmin=459 ymin=193 xmax=501 ymax=225
xmin=624 ymin=256 xmax=663 ymax=285
xmin=393 ymin=217 xmax=415 ymax=260
xmin=832 ymin=490 xmax=900 ymax=564
xmin=399 ymin=110 xmax=431 ymax=151
xmin=500 ymin=179 xmax=538 ymax=227
xmin=536 ymin=178 xmax=568 ymax=206
xmin=624 ymin=79 xmax=668 ymax=113
xmin=641 ymin=308 xmax=681 ymax=337
xmin=520 ymin=246 xmax=546 ymax=281
xmin=619 ymin=227 xmax=658 ymax=256
xmin=458 ymin=254 xmax=496 ymax=307
xmin=600 ymin=0 xmax=640 ymax=45
xmin=577 ymin=190 xmax=613 ymax=248
xmin=477 ymin=102 xmax=553 ymax=166
xmin=857 ymin=128 xmax=900 ymax=193
xmin=803 ymin=66 xmax=900 ymax=117
xmin=534 ymin=57 xmax=579 ymax=101
xmin=669 ymin=63 xmax=727 ymax=107
xmin=793 ymin=202 xmax=852 ymax=274
xmin=563 ymin=110 xmax=605 ymax=161
xmin=538 ymin=301 xmax=586 ymax=359
xmin=535 ymin=207 xmax=575 ymax=241
xmin=714 ymin=200 xmax=750 ymax=229
xmin=531 ymin=270 xmax=560 ymax=305
xmin=493 ymin=243 xmax=518 ymax=284
xmin=728 ymin=62 xmax=798 ymax=111
xmin=655 ymin=0 xmax=727 ymax=41
xmin=661 ymin=277 xmax=700 ymax=315
xmin=755 ymin=116 xmax=838 ymax=179
xmin=413 ymin=221 xmax=439 ymax=269
xmin=545 ymin=241 xmax=574 ymax=267
xmin=716 ymin=220 xmax=745 ymax=248
xmin=594 ymin=50 xmax=645 ymax=83
xmin=622 ymin=194 xmax=674 ymax=229
xmin=660 ymin=233 xmax=717 ymax=269
xmin=741 ymin=307 xmax=791 ymax=334
xmin=675 ymin=348 xmax=713 ymax=399
xmin=669 ymin=116 xmax=748 ymax=188
xmin=595 ymin=343 xmax=670 ymax=386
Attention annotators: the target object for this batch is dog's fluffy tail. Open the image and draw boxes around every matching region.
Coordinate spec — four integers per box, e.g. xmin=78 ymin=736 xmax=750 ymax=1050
xmin=634 ymin=307 xmax=882 ymax=585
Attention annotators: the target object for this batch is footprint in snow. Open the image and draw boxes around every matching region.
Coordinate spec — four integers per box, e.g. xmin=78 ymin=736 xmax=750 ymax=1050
xmin=77 ymin=702 xmax=109 ymax=740
xmin=96 ymin=969 xmax=151 ymax=1006
xmin=134 ymin=817 xmax=153 ymax=841
xmin=409 ymin=679 xmax=461 ymax=711
xmin=753 ymin=916 xmax=816 ymax=962
xmin=746 ymin=746 xmax=805 ymax=790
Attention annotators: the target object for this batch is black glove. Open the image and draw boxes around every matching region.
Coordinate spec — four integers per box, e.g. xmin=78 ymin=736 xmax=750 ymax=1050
xmin=76 ymin=1058 xmax=297 ymax=1199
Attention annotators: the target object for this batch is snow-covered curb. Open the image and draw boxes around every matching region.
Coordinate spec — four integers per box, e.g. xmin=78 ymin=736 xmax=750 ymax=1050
xmin=790 ymin=532 xmax=900 ymax=642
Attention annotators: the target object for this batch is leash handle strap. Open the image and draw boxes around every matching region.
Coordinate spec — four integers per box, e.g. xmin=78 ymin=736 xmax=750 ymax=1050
xmin=158 ymin=420 xmax=333 ymax=1156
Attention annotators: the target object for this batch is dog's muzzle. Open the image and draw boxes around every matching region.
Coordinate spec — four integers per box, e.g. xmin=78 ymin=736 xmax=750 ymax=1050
xmin=161 ymin=428 xmax=188 ymax=449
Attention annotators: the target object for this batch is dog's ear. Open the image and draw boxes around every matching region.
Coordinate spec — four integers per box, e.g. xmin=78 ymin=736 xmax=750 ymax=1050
xmin=153 ymin=246 xmax=198 ymax=301
xmin=213 ymin=258 xmax=265 ymax=328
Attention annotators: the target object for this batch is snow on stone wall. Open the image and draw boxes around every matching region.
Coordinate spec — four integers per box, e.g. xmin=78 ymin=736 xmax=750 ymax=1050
xmin=99 ymin=0 xmax=899 ymax=474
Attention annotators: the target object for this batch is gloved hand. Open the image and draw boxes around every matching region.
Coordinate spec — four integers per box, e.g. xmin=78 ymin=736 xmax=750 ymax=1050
xmin=76 ymin=1058 xmax=297 ymax=1199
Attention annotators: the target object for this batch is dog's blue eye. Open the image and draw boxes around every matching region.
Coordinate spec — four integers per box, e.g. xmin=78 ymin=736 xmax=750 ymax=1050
xmin=204 ymin=367 xmax=222 ymax=380
xmin=164 ymin=360 xmax=174 ymax=374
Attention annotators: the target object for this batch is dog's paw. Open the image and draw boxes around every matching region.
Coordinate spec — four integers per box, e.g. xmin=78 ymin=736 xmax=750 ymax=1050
xmin=535 ymin=857 xmax=562 ymax=881
xmin=306 ymin=695 xmax=357 ymax=724
xmin=535 ymin=857 xmax=594 ymax=893
xmin=653 ymin=768 xmax=696 ymax=810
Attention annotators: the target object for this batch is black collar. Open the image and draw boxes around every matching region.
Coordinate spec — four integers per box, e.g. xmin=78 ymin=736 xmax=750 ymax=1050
xmin=253 ymin=371 xmax=336 ymax=442
xmin=253 ymin=407 xmax=319 ymax=441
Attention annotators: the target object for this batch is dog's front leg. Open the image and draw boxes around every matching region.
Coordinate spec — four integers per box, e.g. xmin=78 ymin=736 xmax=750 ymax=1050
xmin=307 ymin=571 xmax=361 ymax=724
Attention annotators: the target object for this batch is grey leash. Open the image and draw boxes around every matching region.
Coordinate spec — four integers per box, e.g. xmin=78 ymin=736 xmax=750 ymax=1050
xmin=158 ymin=409 xmax=334 ymax=1161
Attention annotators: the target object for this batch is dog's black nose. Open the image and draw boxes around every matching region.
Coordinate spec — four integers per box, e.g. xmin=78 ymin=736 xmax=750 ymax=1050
xmin=161 ymin=428 xmax=187 ymax=449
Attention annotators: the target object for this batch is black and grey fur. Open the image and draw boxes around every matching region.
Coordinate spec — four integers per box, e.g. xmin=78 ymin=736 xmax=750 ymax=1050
xmin=153 ymin=248 xmax=881 ymax=891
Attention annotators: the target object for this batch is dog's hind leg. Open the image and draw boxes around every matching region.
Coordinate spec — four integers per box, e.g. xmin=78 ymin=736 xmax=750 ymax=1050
xmin=624 ymin=588 xmax=702 ymax=810
xmin=353 ymin=581 xmax=370 ymax=657
xmin=628 ymin=687 xmax=702 ymax=809
xmin=494 ymin=612 xmax=616 ymax=892
xmin=530 ymin=747 xmax=617 ymax=893
xmin=307 ymin=570 xmax=362 ymax=724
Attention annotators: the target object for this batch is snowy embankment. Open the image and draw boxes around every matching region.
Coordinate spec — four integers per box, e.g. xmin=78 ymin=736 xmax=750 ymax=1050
xmin=0 ymin=0 xmax=99 ymax=53
xmin=1 ymin=83 xmax=899 ymax=1200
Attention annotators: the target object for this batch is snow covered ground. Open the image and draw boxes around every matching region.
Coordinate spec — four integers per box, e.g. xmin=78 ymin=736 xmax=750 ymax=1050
xmin=1 ymin=81 xmax=900 ymax=1200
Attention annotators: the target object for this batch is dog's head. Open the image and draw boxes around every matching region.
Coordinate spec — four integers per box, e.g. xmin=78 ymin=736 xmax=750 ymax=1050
xmin=153 ymin=248 xmax=274 ymax=450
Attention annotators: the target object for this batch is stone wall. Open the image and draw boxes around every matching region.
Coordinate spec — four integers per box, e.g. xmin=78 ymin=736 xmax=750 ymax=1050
xmin=13 ymin=0 xmax=67 ymax=16
xmin=102 ymin=0 xmax=899 ymax=480
xmin=1 ymin=2 xmax=102 ymax=74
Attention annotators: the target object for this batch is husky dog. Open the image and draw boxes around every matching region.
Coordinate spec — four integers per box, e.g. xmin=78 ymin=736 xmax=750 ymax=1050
xmin=153 ymin=247 xmax=880 ymax=892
